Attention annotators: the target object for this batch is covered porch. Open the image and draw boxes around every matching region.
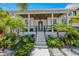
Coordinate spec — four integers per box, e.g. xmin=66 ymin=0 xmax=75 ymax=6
xmin=17 ymin=12 xmax=69 ymax=32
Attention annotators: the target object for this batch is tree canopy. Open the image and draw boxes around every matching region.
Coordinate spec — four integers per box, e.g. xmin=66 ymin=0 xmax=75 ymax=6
xmin=0 ymin=8 xmax=27 ymax=36
xmin=17 ymin=3 xmax=28 ymax=11
xmin=69 ymin=14 xmax=79 ymax=24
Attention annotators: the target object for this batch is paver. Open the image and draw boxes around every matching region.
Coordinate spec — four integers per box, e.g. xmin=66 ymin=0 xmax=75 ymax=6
xmin=0 ymin=48 xmax=14 ymax=56
xmin=60 ymin=48 xmax=78 ymax=56
xmin=30 ymin=48 xmax=50 ymax=56
xmin=51 ymin=48 xmax=64 ymax=56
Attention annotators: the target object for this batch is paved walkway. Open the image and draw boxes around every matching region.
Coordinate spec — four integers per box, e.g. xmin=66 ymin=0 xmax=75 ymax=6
xmin=30 ymin=48 xmax=50 ymax=56
xmin=0 ymin=47 xmax=79 ymax=56
xmin=0 ymin=48 xmax=14 ymax=56
xmin=30 ymin=48 xmax=79 ymax=56
xmin=31 ymin=32 xmax=50 ymax=56
xmin=35 ymin=32 xmax=47 ymax=46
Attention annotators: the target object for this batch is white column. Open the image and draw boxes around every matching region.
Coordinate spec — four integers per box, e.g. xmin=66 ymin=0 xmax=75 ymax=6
xmin=51 ymin=13 xmax=54 ymax=32
xmin=71 ymin=11 xmax=73 ymax=16
xmin=67 ymin=12 xmax=70 ymax=25
xmin=58 ymin=18 xmax=61 ymax=24
xmin=28 ymin=14 xmax=30 ymax=32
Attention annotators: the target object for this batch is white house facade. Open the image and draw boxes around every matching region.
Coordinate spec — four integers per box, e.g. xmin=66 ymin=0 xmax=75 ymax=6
xmin=8 ymin=7 xmax=79 ymax=37
xmin=7 ymin=4 xmax=79 ymax=47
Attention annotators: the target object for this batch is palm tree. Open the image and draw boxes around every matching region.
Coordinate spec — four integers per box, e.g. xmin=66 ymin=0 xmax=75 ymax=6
xmin=17 ymin=3 xmax=28 ymax=11
xmin=52 ymin=23 xmax=69 ymax=38
xmin=52 ymin=23 xmax=79 ymax=39
xmin=4 ymin=16 xmax=26 ymax=37
xmin=0 ymin=8 xmax=26 ymax=37
xmin=0 ymin=8 xmax=9 ymax=36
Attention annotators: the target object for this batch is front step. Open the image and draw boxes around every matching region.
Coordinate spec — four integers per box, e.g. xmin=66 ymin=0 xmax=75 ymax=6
xmin=34 ymin=45 xmax=48 ymax=49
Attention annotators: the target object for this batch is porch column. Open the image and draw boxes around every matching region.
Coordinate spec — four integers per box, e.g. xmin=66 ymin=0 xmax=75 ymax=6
xmin=67 ymin=12 xmax=70 ymax=25
xmin=58 ymin=18 xmax=61 ymax=24
xmin=28 ymin=14 xmax=30 ymax=32
xmin=51 ymin=12 xmax=54 ymax=32
xmin=71 ymin=11 xmax=73 ymax=16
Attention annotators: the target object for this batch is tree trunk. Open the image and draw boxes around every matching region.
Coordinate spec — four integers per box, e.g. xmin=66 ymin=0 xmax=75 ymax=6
xmin=57 ymin=31 xmax=60 ymax=38
xmin=17 ymin=27 xmax=19 ymax=37
xmin=3 ymin=28 xmax=5 ymax=36
xmin=64 ymin=31 xmax=68 ymax=39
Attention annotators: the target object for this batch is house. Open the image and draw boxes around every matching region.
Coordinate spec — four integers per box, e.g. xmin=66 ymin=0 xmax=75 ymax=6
xmin=8 ymin=4 xmax=79 ymax=37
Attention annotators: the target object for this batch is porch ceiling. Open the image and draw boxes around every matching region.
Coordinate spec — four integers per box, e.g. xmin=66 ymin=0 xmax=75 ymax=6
xmin=18 ymin=13 xmax=64 ymax=19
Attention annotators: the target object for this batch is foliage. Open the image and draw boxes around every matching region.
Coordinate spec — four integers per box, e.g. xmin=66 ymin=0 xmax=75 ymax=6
xmin=0 ymin=35 xmax=34 ymax=56
xmin=69 ymin=14 xmax=79 ymax=24
xmin=51 ymin=38 xmax=64 ymax=48
xmin=15 ymin=43 xmax=33 ymax=56
xmin=0 ymin=8 xmax=9 ymax=19
xmin=0 ymin=35 xmax=14 ymax=48
xmin=74 ymin=40 xmax=79 ymax=47
xmin=51 ymin=23 xmax=79 ymax=40
xmin=14 ymin=35 xmax=34 ymax=56
xmin=46 ymin=36 xmax=64 ymax=48
xmin=46 ymin=36 xmax=55 ymax=47
xmin=17 ymin=3 xmax=28 ymax=11
xmin=0 ymin=8 xmax=27 ymax=37
xmin=52 ymin=23 xmax=70 ymax=31
xmin=64 ymin=39 xmax=76 ymax=46
xmin=64 ymin=32 xmax=79 ymax=46
xmin=22 ymin=35 xmax=34 ymax=43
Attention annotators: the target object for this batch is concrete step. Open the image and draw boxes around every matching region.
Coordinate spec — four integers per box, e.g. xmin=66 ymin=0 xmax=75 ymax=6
xmin=34 ymin=45 xmax=48 ymax=49
xmin=36 ymin=42 xmax=46 ymax=45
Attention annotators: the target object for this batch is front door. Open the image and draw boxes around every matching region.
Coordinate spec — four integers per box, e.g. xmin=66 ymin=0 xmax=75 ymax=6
xmin=38 ymin=21 xmax=43 ymax=31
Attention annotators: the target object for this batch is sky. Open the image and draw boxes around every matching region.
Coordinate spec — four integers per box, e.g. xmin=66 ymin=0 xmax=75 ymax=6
xmin=0 ymin=3 xmax=71 ymax=10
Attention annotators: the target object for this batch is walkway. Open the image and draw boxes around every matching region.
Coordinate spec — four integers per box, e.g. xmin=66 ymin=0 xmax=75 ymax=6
xmin=0 ymin=48 xmax=14 ymax=56
xmin=35 ymin=32 xmax=47 ymax=48
xmin=48 ymin=48 xmax=79 ymax=56
xmin=30 ymin=48 xmax=50 ymax=56
xmin=31 ymin=32 xmax=50 ymax=56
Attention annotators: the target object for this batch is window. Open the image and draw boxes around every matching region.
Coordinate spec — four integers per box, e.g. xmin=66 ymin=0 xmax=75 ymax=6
xmin=53 ymin=19 xmax=57 ymax=24
xmin=62 ymin=19 xmax=67 ymax=24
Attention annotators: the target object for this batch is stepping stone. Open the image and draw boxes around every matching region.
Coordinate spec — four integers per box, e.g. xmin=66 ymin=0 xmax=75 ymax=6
xmin=51 ymin=48 xmax=64 ymax=56
xmin=60 ymin=48 xmax=78 ymax=56
xmin=30 ymin=48 xmax=50 ymax=56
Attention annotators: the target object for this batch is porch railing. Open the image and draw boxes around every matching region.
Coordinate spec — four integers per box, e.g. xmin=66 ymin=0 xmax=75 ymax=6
xmin=28 ymin=26 xmax=52 ymax=32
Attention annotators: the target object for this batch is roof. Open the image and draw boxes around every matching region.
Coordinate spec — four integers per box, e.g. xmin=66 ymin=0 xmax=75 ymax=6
xmin=8 ymin=8 xmax=73 ymax=14
xmin=65 ymin=4 xmax=79 ymax=10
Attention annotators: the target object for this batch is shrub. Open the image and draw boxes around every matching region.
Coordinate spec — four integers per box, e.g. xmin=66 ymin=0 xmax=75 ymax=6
xmin=46 ymin=39 xmax=51 ymax=47
xmin=51 ymin=38 xmax=64 ymax=48
xmin=74 ymin=40 xmax=79 ymax=47
xmin=22 ymin=35 xmax=34 ymax=43
xmin=14 ymin=35 xmax=34 ymax=56
xmin=0 ymin=35 xmax=34 ymax=56
xmin=64 ymin=39 xmax=76 ymax=46
xmin=46 ymin=36 xmax=55 ymax=47
xmin=15 ymin=43 xmax=34 ymax=56
xmin=0 ymin=36 xmax=14 ymax=48
xmin=64 ymin=32 xmax=79 ymax=47
xmin=46 ymin=36 xmax=64 ymax=48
